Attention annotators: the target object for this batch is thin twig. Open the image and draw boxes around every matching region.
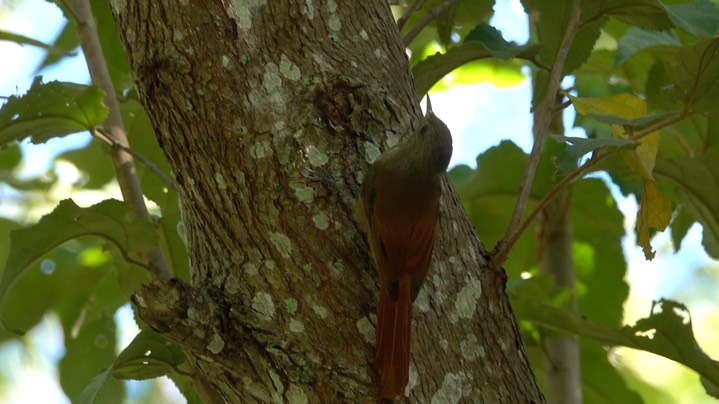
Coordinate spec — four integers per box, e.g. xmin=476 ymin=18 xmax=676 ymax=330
xmin=494 ymin=110 xmax=688 ymax=266
xmin=74 ymin=0 xmax=172 ymax=279
xmin=93 ymin=128 xmax=178 ymax=192
xmin=397 ymin=0 xmax=422 ymax=31
xmin=402 ymin=0 xmax=460 ymax=46
xmin=492 ymin=0 xmax=582 ymax=269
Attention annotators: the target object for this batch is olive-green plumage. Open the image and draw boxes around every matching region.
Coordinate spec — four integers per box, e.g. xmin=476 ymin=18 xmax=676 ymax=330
xmin=358 ymin=100 xmax=452 ymax=399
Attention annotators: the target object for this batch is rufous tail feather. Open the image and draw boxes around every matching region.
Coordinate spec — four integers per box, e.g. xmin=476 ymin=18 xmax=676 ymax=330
xmin=375 ymin=276 xmax=413 ymax=398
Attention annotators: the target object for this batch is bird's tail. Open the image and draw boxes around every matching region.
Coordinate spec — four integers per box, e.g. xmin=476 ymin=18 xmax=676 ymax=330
xmin=375 ymin=276 xmax=413 ymax=399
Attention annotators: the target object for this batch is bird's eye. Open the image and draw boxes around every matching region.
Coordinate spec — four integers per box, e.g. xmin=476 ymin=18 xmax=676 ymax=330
xmin=420 ymin=124 xmax=429 ymax=134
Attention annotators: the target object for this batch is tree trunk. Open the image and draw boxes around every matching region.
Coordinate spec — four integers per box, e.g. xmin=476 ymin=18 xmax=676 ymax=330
xmin=111 ymin=1 xmax=544 ymax=402
xmin=537 ymin=189 xmax=581 ymax=404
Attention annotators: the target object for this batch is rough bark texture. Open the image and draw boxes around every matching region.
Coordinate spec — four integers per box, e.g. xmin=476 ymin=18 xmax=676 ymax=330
xmin=111 ymin=1 xmax=544 ymax=402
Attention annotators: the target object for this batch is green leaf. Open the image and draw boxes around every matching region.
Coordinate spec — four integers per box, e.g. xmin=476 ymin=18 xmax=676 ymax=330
xmin=464 ymin=24 xmax=530 ymax=60
xmin=412 ymin=41 xmax=539 ymax=97
xmin=38 ymin=1 xmax=132 ymax=88
xmin=0 ymin=30 xmax=74 ymax=56
xmin=121 ymin=98 xmax=175 ymax=207
xmin=615 ymin=27 xmax=679 ymax=68
xmin=36 ymin=20 xmax=79 ymax=73
xmin=168 ymin=372 xmax=203 ymax=404
xmin=90 ymin=0 xmax=133 ymax=89
xmin=583 ymin=0 xmax=673 ymax=31
xmin=158 ymin=209 xmax=190 ymax=281
xmin=80 ymin=329 xmax=188 ymax=403
xmin=524 ymin=0 xmax=603 ymax=104
xmin=551 ymin=135 xmax=638 ymax=174
xmin=572 ymin=179 xmax=628 ymax=327
xmin=581 ymin=339 xmax=643 ymax=403
xmin=105 ymin=242 xmax=150 ymax=298
xmin=449 ymin=141 xmax=548 ymax=276
xmin=569 ymin=93 xmax=676 ymax=126
xmin=701 ymin=374 xmax=719 ymax=399
xmin=113 ymin=328 xmax=186 ymax=380
xmin=57 ymin=138 xmax=115 ymax=189
xmin=0 ymin=78 xmax=108 ymax=147
xmin=512 ymin=288 xmax=719 ymax=389
xmin=0 ymin=199 xmax=157 ymax=329
xmin=662 ymin=0 xmax=719 ymax=38
xmin=62 ymin=316 xmax=123 ymax=404
xmin=655 ymin=152 xmax=719 ymax=258
xmin=0 ymin=143 xmax=22 ymax=170
xmin=670 ymin=206 xmax=695 ymax=253
xmin=670 ymin=38 xmax=719 ymax=114
xmin=658 ymin=115 xmax=719 ymax=159
xmin=0 ymin=244 xmax=115 ymax=340
xmin=78 ymin=366 xmax=114 ymax=404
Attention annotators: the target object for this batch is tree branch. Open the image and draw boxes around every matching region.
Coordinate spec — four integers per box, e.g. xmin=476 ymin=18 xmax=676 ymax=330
xmin=493 ymin=110 xmax=688 ymax=267
xmin=397 ymin=0 xmax=422 ymax=31
xmin=492 ymin=0 xmax=581 ymax=269
xmin=402 ymin=0 xmax=460 ymax=46
xmin=93 ymin=128 xmax=178 ymax=192
xmin=73 ymin=0 xmax=172 ymax=279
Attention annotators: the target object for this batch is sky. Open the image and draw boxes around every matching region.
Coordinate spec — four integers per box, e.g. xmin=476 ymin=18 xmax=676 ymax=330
xmin=0 ymin=0 xmax=717 ymax=402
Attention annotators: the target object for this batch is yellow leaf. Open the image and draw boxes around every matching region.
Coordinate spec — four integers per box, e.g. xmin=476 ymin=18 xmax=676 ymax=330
xmin=570 ymin=94 xmax=671 ymax=260
xmin=569 ymin=93 xmax=646 ymax=120
xmin=636 ymin=179 xmax=672 ymax=260
xmin=621 ymin=132 xmax=659 ymax=180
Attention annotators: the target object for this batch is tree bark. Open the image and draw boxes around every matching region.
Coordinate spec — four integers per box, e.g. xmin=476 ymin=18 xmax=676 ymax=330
xmin=111 ymin=1 xmax=544 ymax=402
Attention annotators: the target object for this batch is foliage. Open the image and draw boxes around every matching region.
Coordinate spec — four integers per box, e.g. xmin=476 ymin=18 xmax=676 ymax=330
xmin=1 ymin=0 xmax=718 ymax=402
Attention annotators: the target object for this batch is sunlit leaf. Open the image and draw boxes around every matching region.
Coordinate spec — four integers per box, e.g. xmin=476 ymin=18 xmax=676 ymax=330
xmin=412 ymin=40 xmax=538 ymax=97
xmin=570 ymin=93 xmax=672 ymax=258
xmin=0 ymin=199 xmax=157 ymax=331
xmin=551 ymin=135 xmax=637 ymax=174
xmin=0 ymin=30 xmax=73 ymax=56
xmin=635 ymin=177 xmax=672 ymax=260
xmin=0 ymin=78 xmax=108 ymax=147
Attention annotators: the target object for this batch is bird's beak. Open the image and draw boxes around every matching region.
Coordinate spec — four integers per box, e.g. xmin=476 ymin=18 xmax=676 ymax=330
xmin=425 ymin=94 xmax=434 ymax=117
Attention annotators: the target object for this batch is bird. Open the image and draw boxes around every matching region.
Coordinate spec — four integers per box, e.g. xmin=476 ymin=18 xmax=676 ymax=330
xmin=358 ymin=97 xmax=452 ymax=399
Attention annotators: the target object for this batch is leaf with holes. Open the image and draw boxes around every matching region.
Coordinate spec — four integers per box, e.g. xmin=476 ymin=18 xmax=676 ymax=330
xmin=0 ymin=78 xmax=107 ymax=147
xmin=112 ymin=328 xmax=186 ymax=380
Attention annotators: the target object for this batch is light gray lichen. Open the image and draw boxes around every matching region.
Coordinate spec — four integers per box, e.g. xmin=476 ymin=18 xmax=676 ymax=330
xmin=215 ymin=172 xmax=227 ymax=190
xmin=356 ymin=317 xmax=375 ymax=343
xmin=312 ymin=304 xmax=328 ymax=319
xmin=280 ymin=54 xmax=301 ymax=80
xmin=207 ymin=333 xmax=225 ymax=354
xmin=307 ymin=145 xmax=329 ymax=166
xmin=252 ymin=292 xmax=275 ymax=321
xmin=455 ymin=277 xmax=482 ymax=319
xmin=269 ymin=232 xmax=292 ymax=258
xmin=431 ymin=372 xmax=468 ymax=404
xmin=312 ymin=212 xmax=329 ymax=230
xmin=363 ymin=141 xmax=381 ymax=163
xmin=286 ymin=384 xmax=309 ymax=404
